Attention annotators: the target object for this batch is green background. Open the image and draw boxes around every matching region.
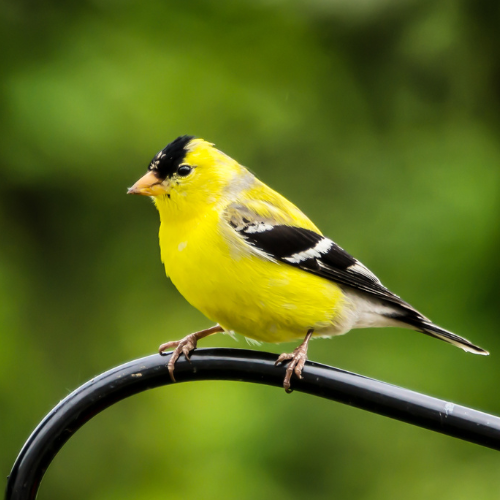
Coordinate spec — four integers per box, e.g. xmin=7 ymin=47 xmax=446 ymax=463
xmin=1 ymin=1 xmax=500 ymax=498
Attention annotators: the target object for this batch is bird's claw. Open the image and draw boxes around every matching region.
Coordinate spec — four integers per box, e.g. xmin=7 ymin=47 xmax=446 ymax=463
xmin=159 ymin=333 xmax=198 ymax=382
xmin=275 ymin=346 xmax=308 ymax=393
xmin=158 ymin=325 xmax=224 ymax=383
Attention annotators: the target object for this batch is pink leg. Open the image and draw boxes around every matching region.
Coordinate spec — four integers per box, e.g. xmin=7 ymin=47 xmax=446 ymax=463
xmin=275 ymin=329 xmax=314 ymax=393
xmin=159 ymin=325 xmax=224 ymax=382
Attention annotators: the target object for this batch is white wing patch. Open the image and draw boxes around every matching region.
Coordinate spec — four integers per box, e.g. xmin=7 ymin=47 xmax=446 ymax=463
xmin=347 ymin=262 xmax=381 ymax=284
xmin=283 ymin=238 xmax=333 ymax=264
xmin=243 ymin=222 xmax=274 ymax=234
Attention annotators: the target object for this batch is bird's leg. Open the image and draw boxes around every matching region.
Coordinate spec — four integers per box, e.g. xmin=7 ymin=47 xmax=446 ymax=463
xmin=275 ymin=329 xmax=314 ymax=393
xmin=159 ymin=325 xmax=224 ymax=382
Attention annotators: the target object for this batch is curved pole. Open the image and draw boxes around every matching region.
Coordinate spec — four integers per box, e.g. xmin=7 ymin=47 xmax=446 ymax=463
xmin=6 ymin=348 xmax=500 ymax=500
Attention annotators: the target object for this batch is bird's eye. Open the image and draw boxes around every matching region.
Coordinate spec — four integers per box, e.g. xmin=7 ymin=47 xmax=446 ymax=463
xmin=177 ymin=165 xmax=193 ymax=177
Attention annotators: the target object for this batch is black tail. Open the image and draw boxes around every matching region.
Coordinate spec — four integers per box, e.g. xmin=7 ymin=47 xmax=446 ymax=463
xmin=416 ymin=321 xmax=488 ymax=355
xmin=385 ymin=311 xmax=489 ymax=355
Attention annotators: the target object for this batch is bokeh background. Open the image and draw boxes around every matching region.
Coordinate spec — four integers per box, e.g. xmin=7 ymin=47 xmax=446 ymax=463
xmin=1 ymin=0 xmax=500 ymax=498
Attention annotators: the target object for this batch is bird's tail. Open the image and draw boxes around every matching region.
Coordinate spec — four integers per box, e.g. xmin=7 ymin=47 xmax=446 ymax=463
xmin=392 ymin=312 xmax=489 ymax=355
xmin=416 ymin=321 xmax=489 ymax=355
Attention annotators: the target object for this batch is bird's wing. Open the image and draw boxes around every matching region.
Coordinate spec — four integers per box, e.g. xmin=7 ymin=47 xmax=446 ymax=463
xmin=221 ymin=202 xmax=488 ymax=354
xmin=223 ymin=202 xmax=423 ymax=316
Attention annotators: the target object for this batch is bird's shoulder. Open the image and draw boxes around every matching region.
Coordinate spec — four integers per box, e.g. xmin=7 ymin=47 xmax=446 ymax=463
xmin=224 ymin=177 xmax=320 ymax=232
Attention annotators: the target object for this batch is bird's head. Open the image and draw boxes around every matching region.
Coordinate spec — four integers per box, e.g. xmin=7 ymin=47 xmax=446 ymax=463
xmin=128 ymin=135 xmax=247 ymax=218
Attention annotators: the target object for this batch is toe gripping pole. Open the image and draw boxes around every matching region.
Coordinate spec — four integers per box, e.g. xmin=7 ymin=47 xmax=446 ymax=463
xmin=6 ymin=348 xmax=500 ymax=499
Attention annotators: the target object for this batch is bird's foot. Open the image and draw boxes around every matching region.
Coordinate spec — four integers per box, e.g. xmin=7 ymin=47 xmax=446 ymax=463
xmin=159 ymin=333 xmax=198 ymax=382
xmin=275 ymin=329 xmax=313 ymax=393
xmin=159 ymin=325 xmax=223 ymax=382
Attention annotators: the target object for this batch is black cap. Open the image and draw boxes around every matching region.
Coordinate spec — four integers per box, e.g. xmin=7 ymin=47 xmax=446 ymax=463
xmin=148 ymin=135 xmax=195 ymax=180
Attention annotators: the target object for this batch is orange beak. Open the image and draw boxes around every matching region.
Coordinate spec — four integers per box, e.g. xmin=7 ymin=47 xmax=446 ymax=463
xmin=127 ymin=171 xmax=169 ymax=196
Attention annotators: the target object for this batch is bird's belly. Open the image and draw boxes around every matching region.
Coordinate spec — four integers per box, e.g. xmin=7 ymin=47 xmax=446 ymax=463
xmin=161 ymin=225 xmax=347 ymax=343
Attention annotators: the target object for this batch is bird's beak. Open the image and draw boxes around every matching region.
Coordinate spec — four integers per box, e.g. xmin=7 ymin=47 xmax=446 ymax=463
xmin=127 ymin=171 xmax=169 ymax=196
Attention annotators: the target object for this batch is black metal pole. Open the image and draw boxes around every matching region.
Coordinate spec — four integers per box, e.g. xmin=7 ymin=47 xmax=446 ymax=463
xmin=6 ymin=348 xmax=500 ymax=500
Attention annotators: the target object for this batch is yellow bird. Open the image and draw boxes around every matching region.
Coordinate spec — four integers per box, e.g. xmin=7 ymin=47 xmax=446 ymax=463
xmin=128 ymin=136 xmax=488 ymax=392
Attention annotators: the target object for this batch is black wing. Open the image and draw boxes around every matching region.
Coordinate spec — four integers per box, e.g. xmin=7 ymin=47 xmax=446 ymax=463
xmin=235 ymin=221 xmax=421 ymax=314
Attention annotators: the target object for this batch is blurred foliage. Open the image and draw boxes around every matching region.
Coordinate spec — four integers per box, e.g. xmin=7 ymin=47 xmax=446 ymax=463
xmin=1 ymin=0 xmax=500 ymax=498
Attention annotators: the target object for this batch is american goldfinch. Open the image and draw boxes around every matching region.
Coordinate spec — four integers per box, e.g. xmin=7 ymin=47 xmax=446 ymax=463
xmin=128 ymin=135 xmax=488 ymax=392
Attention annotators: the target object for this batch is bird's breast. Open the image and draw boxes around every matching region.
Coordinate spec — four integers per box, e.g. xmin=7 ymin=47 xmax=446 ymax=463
xmin=158 ymin=211 xmax=348 ymax=342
